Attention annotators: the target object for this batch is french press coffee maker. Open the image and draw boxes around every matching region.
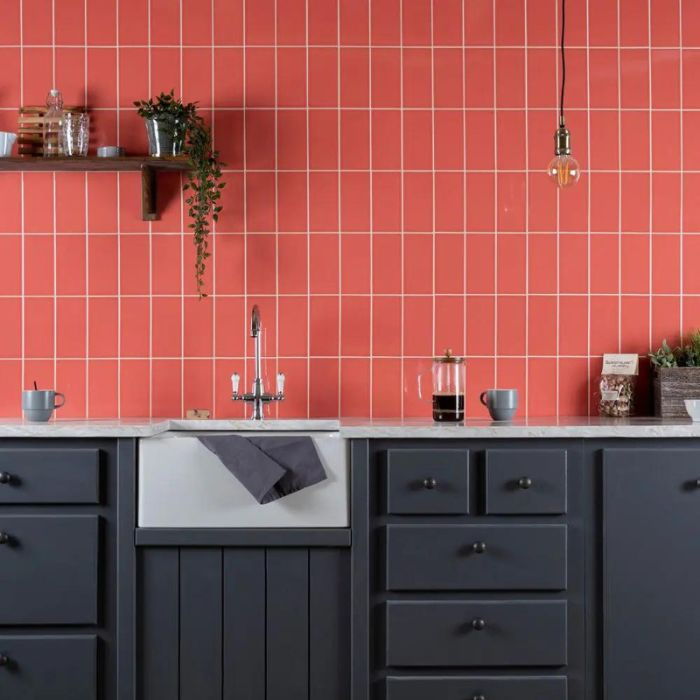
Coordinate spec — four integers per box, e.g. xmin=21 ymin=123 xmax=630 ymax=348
xmin=430 ymin=349 xmax=466 ymax=422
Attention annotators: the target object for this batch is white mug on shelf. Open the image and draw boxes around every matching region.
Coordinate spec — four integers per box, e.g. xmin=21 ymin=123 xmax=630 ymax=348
xmin=0 ymin=131 xmax=17 ymax=157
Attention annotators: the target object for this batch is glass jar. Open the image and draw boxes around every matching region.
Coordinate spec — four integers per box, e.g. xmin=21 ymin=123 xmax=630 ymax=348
xmin=431 ymin=349 xmax=466 ymax=422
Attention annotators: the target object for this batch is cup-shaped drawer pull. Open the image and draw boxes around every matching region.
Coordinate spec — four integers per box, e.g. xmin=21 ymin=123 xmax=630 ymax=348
xmin=0 ymin=472 xmax=12 ymax=485
xmin=518 ymin=476 xmax=533 ymax=489
xmin=695 ymin=479 xmax=700 ymax=488
xmin=422 ymin=477 xmax=438 ymax=490
xmin=0 ymin=532 xmax=11 ymax=545
xmin=0 ymin=654 xmax=9 ymax=667
xmin=471 ymin=617 xmax=486 ymax=631
xmin=471 ymin=541 xmax=487 ymax=554
xmin=472 ymin=695 xmax=486 ymax=700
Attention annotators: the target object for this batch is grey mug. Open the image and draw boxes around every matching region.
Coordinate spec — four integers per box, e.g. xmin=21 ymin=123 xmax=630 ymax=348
xmin=480 ymin=388 xmax=518 ymax=421
xmin=22 ymin=390 xmax=65 ymax=422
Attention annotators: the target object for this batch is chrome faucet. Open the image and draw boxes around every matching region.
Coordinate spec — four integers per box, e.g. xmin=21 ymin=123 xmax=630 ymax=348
xmin=231 ymin=305 xmax=285 ymax=420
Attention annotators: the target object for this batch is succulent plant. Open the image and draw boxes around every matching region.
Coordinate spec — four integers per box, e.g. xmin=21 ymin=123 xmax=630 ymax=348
xmin=649 ymin=340 xmax=678 ymax=368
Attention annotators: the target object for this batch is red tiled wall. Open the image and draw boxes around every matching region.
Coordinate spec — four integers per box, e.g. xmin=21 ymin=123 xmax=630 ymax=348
xmin=0 ymin=0 xmax=695 ymax=418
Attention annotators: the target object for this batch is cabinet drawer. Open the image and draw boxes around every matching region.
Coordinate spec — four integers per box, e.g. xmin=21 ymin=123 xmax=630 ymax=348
xmin=386 ymin=524 xmax=567 ymax=591
xmin=0 ymin=635 xmax=96 ymax=700
xmin=386 ymin=675 xmax=567 ymax=700
xmin=386 ymin=449 xmax=469 ymax=514
xmin=386 ymin=600 xmax=567 ymax=667
xmin=0 ymin=516 xmax=99 ymax=625
xmin=485 ymin=449 xmax=567 ymax=514
xmin=0 ymin=449 xmax=100 ymax=504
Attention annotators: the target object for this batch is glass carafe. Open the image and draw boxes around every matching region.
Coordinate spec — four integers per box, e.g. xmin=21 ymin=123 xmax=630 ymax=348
xmin=431 ymin=349 xmax=465 ymax=422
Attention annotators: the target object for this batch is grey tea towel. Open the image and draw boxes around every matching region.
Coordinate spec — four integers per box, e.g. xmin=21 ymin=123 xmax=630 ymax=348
xmin=197 ymin=435 xmax=327 ymax=504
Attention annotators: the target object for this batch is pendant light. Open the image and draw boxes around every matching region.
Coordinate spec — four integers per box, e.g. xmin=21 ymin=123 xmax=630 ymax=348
xmin=547 ymin=0 xmax=581 ymax=188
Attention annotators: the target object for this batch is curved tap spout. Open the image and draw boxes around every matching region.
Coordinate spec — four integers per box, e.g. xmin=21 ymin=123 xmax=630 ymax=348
xmin=251 ymin=305 xmax=261 ymax=338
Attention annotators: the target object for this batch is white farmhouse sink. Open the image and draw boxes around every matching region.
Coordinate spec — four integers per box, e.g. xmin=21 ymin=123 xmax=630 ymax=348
xmin=138 ymin=427 xmax=348 ymax=528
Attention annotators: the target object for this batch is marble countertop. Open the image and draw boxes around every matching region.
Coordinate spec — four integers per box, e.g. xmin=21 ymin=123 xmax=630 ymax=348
xmin=0 ymin=416 xmax=699 ymax=438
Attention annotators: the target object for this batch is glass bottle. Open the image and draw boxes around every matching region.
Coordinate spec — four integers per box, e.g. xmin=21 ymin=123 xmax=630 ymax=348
xmin=43 ymin=89 xmax=64 ymax=157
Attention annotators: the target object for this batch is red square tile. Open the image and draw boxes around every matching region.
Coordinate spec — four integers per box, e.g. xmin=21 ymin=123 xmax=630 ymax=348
xmin=495 ymin=0 xmax=524 ymax=44
xmin=150 ymin=0 xmax=180 ymax=45
xmin=558 ymin=358 xmax=589 ymax=416
xmin=56 ymin=360 xmax=86 ymax=419
xmin=309 ymin=111 xmax=338 ymax=170
xmin=118 ymin=235 xmax=149 ymax=296
xmin=466 ymin=234 xmax=495 ymax=293
xmin=434 ymin=111 xmax=464 ymax=170
xmin=55 ymin=48 xmax=86 ymax=108
xmin=620 ymin=0 xmax=648 ymax=46
xmin=86 ymin=49 xmax=117 ymax=111
xmin=22 ymin=48 xmax=52 ymax=106
xmin=652 ymin=297 xmax=681 ymax=354
xmin=373 ymin=172 xmax=402 ymax=232
xmin=340 ymin=0 xmax=369 ymax=43
xmin=621 ymin=296 xmax=650 ymax=355
xmin=403 ymin=234 xmax=432 ymax=294
xmin=183 ymin=49 xmax=213 ymax=108
xmin=528 ymin=234 xmax=557 ymax=294
xmin=465 ymin=49 xmax=494 ymax=108
xmin=0 ymin=1 xmax=19 ymax=45
xmin=653 ymin=111 xmax=681 ymax=170
xmin=496 ymin=49 xmax=525 ymax=108
xmin=590 ymin=234 xmax=620 ymax=294
xmin=371 ymin=0 xmax=400 ymax=45
xmin=403 ymin=49 xmax=432 ymax=107
xmin=23 ymin=173 xmax=53 ymax=234
xmin=372 ymin=111 xmax=401 ymax=169
xmin=309 ymin=48 xmax=338 ymax=107
xmin=246 ymin=0 xmax=275 ymax=44
xmin=120 ymin=297 xmax=149 ymax=359
xmin=620 ymin=111 xmax=650 ymax=171
xmin=120 ymin=360 xmax=151 ymax=417
xmin=56 ymin=235 xmax=86 ymax=296
xmin=403 ymin=296 xmax=433 ymax=357
xmin=87 ymin=0 xmax=117 ymax=44
xmin=181 ymin=0 xmax=211 ymax=44
xmin=87 ymin=173 xmax=118 ymax=233
xmin=496 ymin=173 xmax=526 ymax=233
xmin=372 ymin=297 xmax=401 ymax=356
xmin=246 ymin=172 xmax=275 ymax=232
xmin=310 ymin=234 xmax=339 ymax=293
xmin=652 ymin=234 xmax=680 ymax=294
xmin=117 ymin=171 xmax=148 ymax=234
xmin=465 ymin=111 xmax=494 ymax=170
xmin=434 ymin=0 xmax=463 ymax=45
xmin=497 ymin=234 xmax=526 ymax=294
xmin=0 ymin=361 xmax=21 ymax=416
xmin=652 ymin=173 xmax=681 ymax=233
xmin=214 ymin=297 xmax=246 ymax=358
xmin=559 ymin=296 xmax=589 ymax=357
xmin=590 ymin=173 xmax=619 ymax=232
xmin=403 ymin=357 xmax=433 ymax=417
xmin=467 ymin=296 xmax=495 ymax=356
xmin=684 ymin=174 xmax=700 ymax=231
xmin=621 ymin=235 xmax=650 ymax=293
xmin=435 ymin=296 xmax=465 ymax=357
xmin=277 ymin=297 xmax=309 ymax=357
xmin=340 ymin=173 xmax=370 ymax=232
xmin=0 ymin=174 xmax=20 ymax=233
xmin=22 ymin=0 xmax=51 ymax=44
xmin=404 ymin=173 xmax=433 ymax=232
xmin=589 ymin=49 xmax=619 ymax=108
xmin=496 ymin=111 xmax=525 ymax=171
xmin=434 ymin=234 xmax=464 ymax=295
xmin=56 ymin=298 xmax=87 ymax=358
xmin=563 ymin=49 xmax=589 ymax=110
xmin=372 ymin=358 xmax=402 ymax=419
xmin=528 ymin=295 xmax=558 ymax=361
xmin=0 ymin=48 xmax=20 ymax=108
xmin=119 ymin=0 xmax=148 ymax=44
xmin=183 ymin=360 xmax=213 ymax=416
xmin=528 ymin=358 xmax=557 ymax=416
xmin=340 ymin=358 xmax=370 ymax=417
xmin=150 ymin=235 xmax=181 ymax=296
xmin=310 ymin=296 xmax=339 ymax=356
xmin=24 ymin=235 xmax=53 ymax=296
xmin=245 ymin=48 xmax=275 ymax=108
xmin=276 ymin=358 xmax=308 ymax=418
xmin=527 ymin=0 xmax=555 ymax=46
xmin=246 ymin=234 xmax=276 ymax=295
xmin=497 ymin=296 xmax=525 ymax=356
xmin=277 ymin=48 xmax=308 ymax=108
xmin=341 ymin=111 xmax=370 ymax=169
xmin=372 ymin=234 xmax=401 ymax=294
xmin=87 ymin=360 xmax=118 ymax=418
xmin=589 ymin=111 xmax=620 ymax=170
xmin=560 ymin=234 xmax=589 ymax=294
xmin=371 ymin=48 xmax=401 ymax=107
xmin=309 ymin=358 xmax=339 ymax=417
xmin=684 ymin=236 xmax=700 ymax=293
xmin=466 ymin=174 xmax=495 ymax=232
xmin=55 ymin=173 xmax=87 ymax=235
xmin=402 ymin=0 xmax=430 ymax=45
xmin=434 ymin=49 xmax=463 ymax=109
xmin=651 ymin=0 xmax=679 ymax=46
xmin=340 ymin=49 xmax=369 ymax=107
xmin=278 ymin=172 xmax=308 ymax=232
xmin=589 ymin=0 xmax=618 ymax=46
xmin=651 ymin=49 xmax=681 ymax=109
xmin=621 ymin=174 xmax=650 ymax=232
xmin=434 ymin=173 xmax=464 ymax=232
xmin=0 ymin=236 xmax=20 ymax=295
xmin=341 ymin=296 xmax=370 ymax=356
xmin=341 ymin=233 xmax=371 ymax=293
xmin=590 ymin=295 xmax=620 ymax=355
xmin=309 ymin=173 xmax=339 ymax=231
xmin=213 ymin=234 xmax=244 ymax=295
xmin=88 ymin=298 xmax=118 ymax=358
xmin=278 ymin=235 xmax=308 ymax=294
xmin=214 ymin=49 xmax=244 ymax=106
xmin=465 ymin=0 xmax=493 ymax=45
xmin=527 ymin=48 xmax=556 ymax=110
xmin=309 ymin=0 xmax=337 ymax=44
xmin=496 ymin=358 xmax=526 ymax=405
xmin=152 ymin=297 xmax=182 ymax=358
xmin=0 ymin=299 xmax=21 ymax=359
xmin=183 ymin=297 xmax=213 ymax=358
xmin=403 ymin=110 xmax=432 ymax=170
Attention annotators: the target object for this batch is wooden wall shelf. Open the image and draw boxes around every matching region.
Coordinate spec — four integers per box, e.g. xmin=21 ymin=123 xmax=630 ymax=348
xmin=0 ymin=156 xmax=192 ymax=221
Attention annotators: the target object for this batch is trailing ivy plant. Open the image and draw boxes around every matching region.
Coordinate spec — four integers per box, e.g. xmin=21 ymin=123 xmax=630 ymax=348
xmin=134 ymin=90 xmax=225 ymax=297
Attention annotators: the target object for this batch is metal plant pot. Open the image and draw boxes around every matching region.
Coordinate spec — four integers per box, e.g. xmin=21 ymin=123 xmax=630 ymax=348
xmin=144 ymin=116 xmax=184 ymax=157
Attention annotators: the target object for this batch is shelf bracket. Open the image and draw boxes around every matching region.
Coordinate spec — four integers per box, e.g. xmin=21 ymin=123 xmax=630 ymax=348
xmin=141 ymin=165 xmax=157 ymax=221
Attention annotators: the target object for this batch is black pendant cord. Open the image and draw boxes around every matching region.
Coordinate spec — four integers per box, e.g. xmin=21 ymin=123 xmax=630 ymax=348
xmin=559 ymin=0 xmax=566 ymax=126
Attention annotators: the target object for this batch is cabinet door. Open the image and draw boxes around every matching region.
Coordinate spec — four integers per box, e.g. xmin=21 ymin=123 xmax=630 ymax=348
xmin=603 ymin=449 xmax=700 ymax=700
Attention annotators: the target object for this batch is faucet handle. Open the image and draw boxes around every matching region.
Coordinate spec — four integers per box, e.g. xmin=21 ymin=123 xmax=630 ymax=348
xmin=276 ymin=372 xmax=285 ymax=396
xmin=231 ymin=372 xmax=240 ymax=396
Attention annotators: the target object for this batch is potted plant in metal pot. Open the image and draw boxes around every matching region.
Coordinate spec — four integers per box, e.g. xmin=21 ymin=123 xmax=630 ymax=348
xmin=649 ymin=331 xmax=700 ymax=417
xmin=134 ymin=90 xmax=225 ymax=296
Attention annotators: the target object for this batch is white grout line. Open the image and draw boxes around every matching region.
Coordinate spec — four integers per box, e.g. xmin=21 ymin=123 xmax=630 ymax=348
xmin=399 ymin=0 xmax=405 ymax=417
xmin=369 ymin=0 xmax=374 ymax=418
xmin=524 ymin=0 xmax=530 ymax=417
xmin=179 ymin=0 xmax=184 ymax=418
xmin=679 ymin=0 xmax=685 ymax=336
xmin=115 ymin=0 xmax=121 ymax=417
xmin=337 ymin=0 xmax=342 ymax=418
xmin=430 ymin=0 xmax=436 ymax=365
xmin=242 ymin=0 xmax=249 ymax=413
xmin=19 ymin=0 xmax=24 ymax=399
xmin=586 ymin=0 xmax=592 ymax=415
xmin=147 ymin=0 xmax=153 ymax=417
xmin=647 ymin=0 xmax=653 ymax=353
xmin=616 ymin=0 xmax=622 ymax=353
xmin=273 ymin=0 xmax=280 ymax=419
xmin=462 ymin=0 xmax=467 ymax=383
xmin=211 ymin=0 xmax=217 ymax=417
xmin=305 ymin=0 xmax=311 ymax=418
xmin=492 ymin=0 xmax=498 ymax=388
xmin=555 ymin=0 xmax=560 ymax=417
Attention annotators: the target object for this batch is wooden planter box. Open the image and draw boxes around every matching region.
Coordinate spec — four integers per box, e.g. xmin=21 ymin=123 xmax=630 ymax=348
xmin=652 ymin=367 xmax=700 ymax=418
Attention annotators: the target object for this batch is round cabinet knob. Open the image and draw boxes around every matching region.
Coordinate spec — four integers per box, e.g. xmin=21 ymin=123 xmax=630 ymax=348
xmin=471 ymin=617 xmax=486 ymax=631
xmin=518 ymin=476 xmax=533 ymax=490
xmin=423 ymin=477 xmax=437 ymax=490
xmin=0 ymin=654 xmax=8 ymax=667
xmin=473 ymin=695 xmax=486 ymax=700
xmin=472 ymin=542 xmax=487 ymax=554
xmin=0 ymin=472 xmax=11 ymax=484
xmin=695 ymin=479 xmax=700 ymax=488
xmin=0 ymin=533 xmax=10 ymax=545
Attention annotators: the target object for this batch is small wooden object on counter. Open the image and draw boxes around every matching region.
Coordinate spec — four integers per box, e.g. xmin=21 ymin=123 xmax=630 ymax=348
xmin=652 ymin=367 xmax=700 ymax=418
xmin=185 ymin=409 xmax=210 ymax=420
xmin=0 ymin=156 xmax=191 ymax=221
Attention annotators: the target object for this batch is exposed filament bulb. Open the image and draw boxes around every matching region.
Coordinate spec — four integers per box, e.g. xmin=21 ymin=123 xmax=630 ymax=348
xmin=547 ymin=120 xmax=581 ymax=189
